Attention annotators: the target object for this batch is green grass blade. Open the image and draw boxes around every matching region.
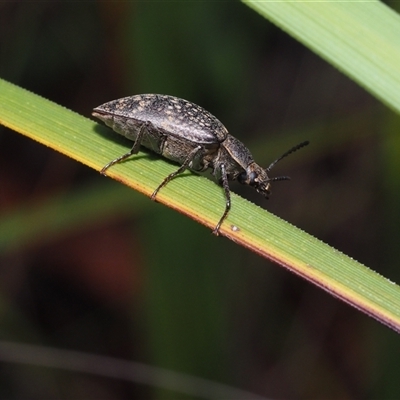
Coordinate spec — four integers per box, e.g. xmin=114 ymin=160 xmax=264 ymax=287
xmin=1 ymin=78 xmax=400 ymax=333
xmin=243 ymin=0 xmax=400 ymax=114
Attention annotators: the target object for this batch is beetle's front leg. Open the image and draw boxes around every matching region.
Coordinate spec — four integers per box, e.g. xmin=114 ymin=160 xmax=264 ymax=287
xmin=213 ymin=163 xmax=231 ymax=235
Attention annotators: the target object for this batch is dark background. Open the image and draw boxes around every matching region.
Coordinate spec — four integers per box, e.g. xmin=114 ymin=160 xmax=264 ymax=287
xmin=1 ymin=2 xmax=400 ymax=399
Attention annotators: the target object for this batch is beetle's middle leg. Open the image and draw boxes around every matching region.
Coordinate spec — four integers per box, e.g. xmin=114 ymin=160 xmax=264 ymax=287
xmin=151 ymin=146 xmax=203 ymax=200
xmin=101 ymin=121 xmax=153 ymax=175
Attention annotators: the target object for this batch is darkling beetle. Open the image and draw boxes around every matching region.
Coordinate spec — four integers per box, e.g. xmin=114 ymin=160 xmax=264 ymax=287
xmin=93 ymin=94 xmax=308 ymax=235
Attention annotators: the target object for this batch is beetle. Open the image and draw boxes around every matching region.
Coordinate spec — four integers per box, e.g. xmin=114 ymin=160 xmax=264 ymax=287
xmin=92 ymin=94 xmax=308 ymax=235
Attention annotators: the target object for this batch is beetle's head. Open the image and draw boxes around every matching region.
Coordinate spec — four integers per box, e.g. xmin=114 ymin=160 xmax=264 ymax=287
xmin=237 ymin=164 xmax=287 ymax=199
xmin=237 ymin=141 xmax=309 ymax=198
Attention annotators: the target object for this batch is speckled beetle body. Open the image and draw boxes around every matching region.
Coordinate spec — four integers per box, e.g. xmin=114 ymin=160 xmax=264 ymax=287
xmin=93 ymin=94 xmax=308 ymax=235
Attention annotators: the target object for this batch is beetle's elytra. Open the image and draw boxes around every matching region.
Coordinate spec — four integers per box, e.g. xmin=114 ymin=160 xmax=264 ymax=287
xmin=92 ymin=94 xmax=308 ymax=235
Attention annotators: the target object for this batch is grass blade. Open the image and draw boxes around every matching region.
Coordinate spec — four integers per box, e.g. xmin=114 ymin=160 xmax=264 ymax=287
xmin=1 ymin=77 xmax=400 ymax=333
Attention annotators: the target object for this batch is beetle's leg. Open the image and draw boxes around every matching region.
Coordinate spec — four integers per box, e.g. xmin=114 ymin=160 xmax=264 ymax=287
xmin=101 ymin=121 xmax=152 ymax=175
xmin=151 ymin=146 xmax=203 ymax=200
xmin=213 ymin=163 xmax=231 ymax=235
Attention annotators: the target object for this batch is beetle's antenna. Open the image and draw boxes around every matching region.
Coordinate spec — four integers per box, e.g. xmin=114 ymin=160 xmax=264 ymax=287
xmin=268 ymin=175 xmax=291 ymax=182
xmin=266 ymin=141 xmax=309 ymax=172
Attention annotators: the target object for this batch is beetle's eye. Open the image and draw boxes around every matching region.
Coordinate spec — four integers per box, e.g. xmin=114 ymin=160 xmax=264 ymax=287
xmin=248 ymin=171 xmax=258 ymax=186
xmin=238 ymin=172 xmax=247 ymax=184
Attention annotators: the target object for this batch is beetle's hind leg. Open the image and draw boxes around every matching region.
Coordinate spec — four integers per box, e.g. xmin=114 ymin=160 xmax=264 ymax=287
xmin=151 ymin=146 xmax=203 ymax=200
